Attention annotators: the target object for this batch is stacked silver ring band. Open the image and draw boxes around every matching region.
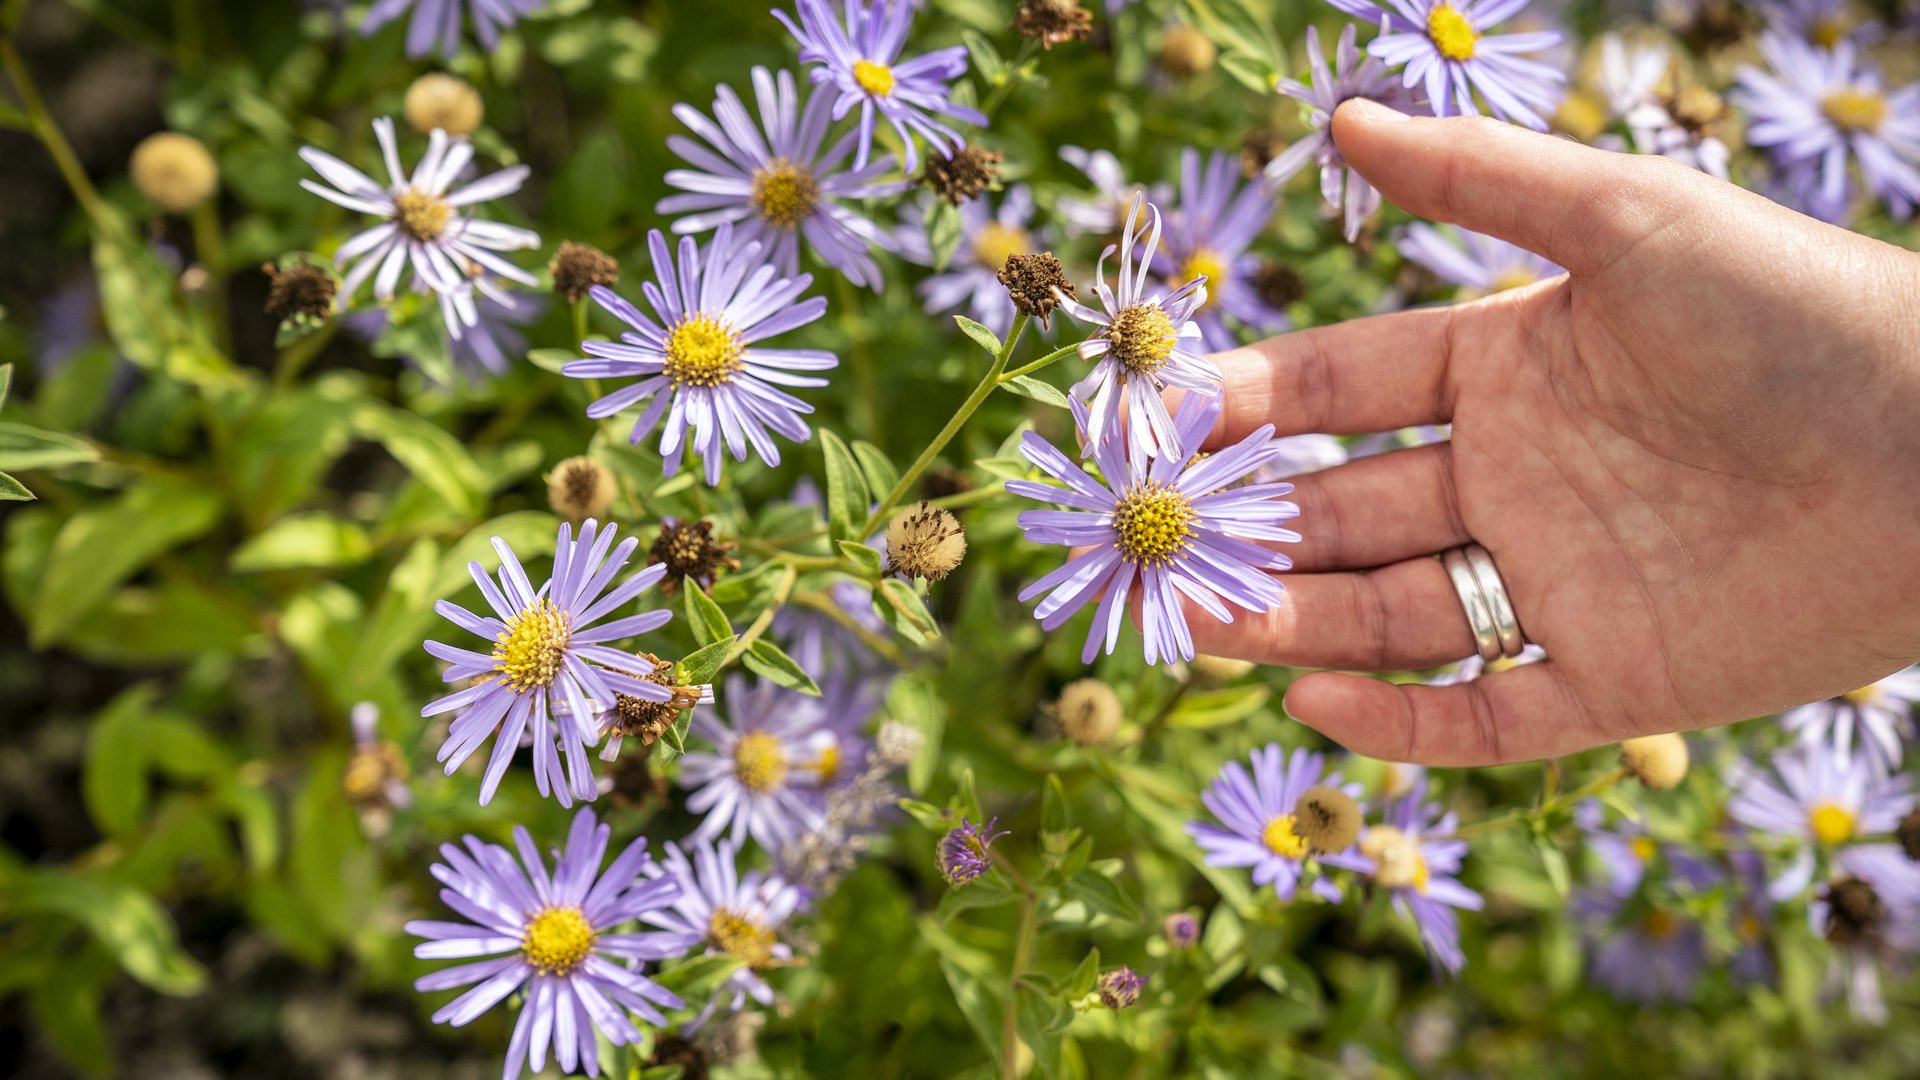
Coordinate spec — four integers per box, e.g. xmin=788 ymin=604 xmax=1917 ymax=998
xmin=1442 ymin=543 xmax=1527 ymax=662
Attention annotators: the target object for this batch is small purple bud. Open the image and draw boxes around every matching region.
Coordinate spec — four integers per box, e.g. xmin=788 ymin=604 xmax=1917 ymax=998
xmin=937 ymin=817 xmax=1010 ymax=887
xmin=1098 ymin=965 xmax=1146 ymax=1010
xmin=1161 ymin=912 xmax=1200 ymax=950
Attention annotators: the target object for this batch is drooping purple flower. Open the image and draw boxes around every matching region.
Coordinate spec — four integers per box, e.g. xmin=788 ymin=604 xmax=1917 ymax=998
xmin=1323 ymin=0 xmax=1567 ymax=129
xmin=677 ymin=675 xmax=835 ymax=853
xmin=1265 ymin=25 xmax=1420 ymax=241
xmin=660 ymin=67 xmax=912 ymax=290
xmin=1186 ymin=745 xmax=1367 ymax=901
xmin=772 ymin=0 xmax=987 ymax=172
xmin=1398 ymin=222 xmax=1564 ymax=296
xmin=405 ymin=808 xmax=700 ymax=1080
xmin=423 ymin=520 xmax=676 ymax=807
xmin=299 ymin=118 xmax=539 ymax=337
xmin=447 ymin=279 xmax=546 ymax=383
xmin=1053 ymin=194 xmax=1218 ymax=462
xmin=1354 ymin=779 xmax=1484 ymax=974
xmin=1733 ymin=33 xmax=1920 ymax=223
xmin=641 ymin=836 xmax=804 ymax=1030
xmin=1726 ymin=741 xmax=1916 ymax=899
xmin=1009 ymin=394 xmax=1300 ymax=665
xmin=1152 ymin=149 xmax=1288 ymax=351
xmin=1779 ymin=667 xmax=1920 ymax=779
xmin=1810 ymin=844 xmax=1920 ymax=1024
xmin=360 ymin=0 xmax=541 ymax=58
xmin=562 ymin=225 xmax=837 ymax=486
xmin=937 ymin=817 xmax=1009 ymax=886
xmin=904 ymin=184 xmax=1042 ymax=329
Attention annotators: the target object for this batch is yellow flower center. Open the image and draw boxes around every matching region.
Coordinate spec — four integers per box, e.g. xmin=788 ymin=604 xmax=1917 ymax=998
xmin=1361 ymin=825 xmax=1432 ymax=893
xmin=750 ymin=157 xmax=820 ymax=229
xmin=1640 ymin=909 xmax=1678 ymax=940
xmin=1489 ymin=268 xmax=1542 ymax=293
xmin=709 ymin=908 xmax=780 ymax=969
xmin=733 ymin=730 xmax=788 ymax=794
xmin=1105 ymin=303 xmax=1178 ymax=376
xmin=1177 ymin=250 xmax=1228 ymax=311
xmin=1841 ymin=684 xmax=1882 ymax=706
xmin=1810 ymin=803 xmax=1856 ymax=845
xmin=1821 ymin=88 xmax=1886 ymax=134
xmin=972 ymin=223 xmax=1031 ymax=272
xmin=853 ymin=59 xmax=896 ymax=97
xmin=663 ymin=314 xmax=745 ymax=388
xmin=1262 ymin=815 xmax=1309 ymax=859
xmin=813 ymin=742 xmax=842 ymax=785
xmin=1630 ymin=836 xmax=1657 ymax=863
xmin=492 ymin=598 xmax=571 ymax=693
xmin=1112 ymin=483 xmax=1197 ymax=567
xmin=392 ymin=188 xmax=452 ymax=242
xmin=522 ymin=905 xmax=597 ymax=976
xmin=343 ymin=742 xmax=407 ymax=804
xmin=1426 ymin=3 xmax=1481 ymax=61
xmin=1737 ymin=912 xmax=1763 ymax=942
xmin=1812 ymin=16 xmax=1849 ymax=48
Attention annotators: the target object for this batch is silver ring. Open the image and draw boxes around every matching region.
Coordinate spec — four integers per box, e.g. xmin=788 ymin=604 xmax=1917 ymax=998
xmin=1442 ymin=547 xmax=1502 ymax=662
xmin=1463 ymin=544 xmax=1526 ymax=658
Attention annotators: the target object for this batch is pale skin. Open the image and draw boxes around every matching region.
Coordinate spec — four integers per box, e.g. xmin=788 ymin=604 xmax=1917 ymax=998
xmin=1190 ymin=99 xmax=1920 ymax=767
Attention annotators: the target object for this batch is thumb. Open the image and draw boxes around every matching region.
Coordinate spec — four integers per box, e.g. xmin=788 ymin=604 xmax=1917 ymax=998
xmin=1331 ymin=98 xmax=1688 ymax=276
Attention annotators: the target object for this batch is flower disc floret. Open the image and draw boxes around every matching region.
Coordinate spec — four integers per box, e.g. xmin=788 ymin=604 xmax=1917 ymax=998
xmin=1112 ymin=483 xmax=1196 ymax=566
xmin=522 ymin=905 xmax=598 ymax=976
xmin=709 ymin=909 xmax=780 ymax=968
xmin=1821 ymin=88 xmax=1887 ymax=133
xmin=492 ymin=597 xmax=571 ymax=692
xmin=733 ymin=730 xmax=789 ymax=794
xmin=1262 ymin=815 xmax=1309 ymax=858
xmin=1107 ymin=304 xmax=1178 ymax=375
xmin=1427 ymin=3 xmax=1481 ymax=60
xmin=853 ymin=60 xmax=895 ymax=96
xmin=751 ymin=158 xmax=822 ymax=228
xmin=664 ymin=314 xmax=746 ymax=387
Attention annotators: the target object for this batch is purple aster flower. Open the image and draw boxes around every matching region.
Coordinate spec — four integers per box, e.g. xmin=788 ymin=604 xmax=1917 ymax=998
xmin=1427 ymin=642 xmax=1547 ymax=685
xmin=1811 ymin=845 xmax=1920 ymax=1024
xmin=1398 ymin=222 xmax=1563 ymax=296
xmin=937 ymin=817 xmax=1009 ymax=886
xmin=1759 ymin=0 xmax=1883 ymax=47
xmin=660 ymin=66 xmax=912 ymax=291
xmin=678 ymin=675 xmax=835 ymax=852
xmin=1057 ymin=145 xmax=1171 ymax=239
xmin=771 ymin=576 xmax=891 ymax=676
xmin=772 ymin=0 xmax=987 ymax=172
xmin=641 ymin=836 xmax=804 ymax=1029
xmin=445 ymin=278 xmax=546 ymax=383
xmin=562 ymin=225 xmax=836 ymax=486
xmin=360 ymin=0 xmax=541 ymax=58
xmin=1779 ymin=666 xmax=1920 ymax=777
xmin=1354 ymin=779 xmax=1484 ymax=974
xmin=1162 ymin=911 xmax=1201 ymax=949
xmin=1098 ymin=966 xmax=1146 ymax=1009
xmin=905 ymin=184 xmax=1041 ymax=329
xmin=1152 ymin=149 xmax=1288 ymax=351
xmin=1727 ymin=742 xmax=1916 ymax=899
xmin=1265 ymin=25 xmax=1420 ymax=241
xmin=1186 ymin=745 xmax=1367 ymax=901
xmin=1734 ymin=34 xmax=1920 ymax=222
xmin=1587 ymin=904 xmax=1710 ymax=1003
xmin=1573 ymin=799 xmax=1719 ymax=900
xmin=1054 ymin=194 xmax=1218 ymax=462
xmin=405 ymin=808 xmax=700 ymax=1080
xmin=1729 ymin=845 xmax=1779 ymax=986
xmin=423 ymin=520 xmax=676 ymax=807
xmin=299 ymin=118 xmax=539 ymax=335
xmin=1324 ymin=0 xmax=1567 ymax=128
xmin=1010 ymin=394 xmax=1300 ymax=665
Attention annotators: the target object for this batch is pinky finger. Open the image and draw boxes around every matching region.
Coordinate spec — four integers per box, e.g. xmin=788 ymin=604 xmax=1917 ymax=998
xmin=1281 ymin=663 xmax=1611 ymax=766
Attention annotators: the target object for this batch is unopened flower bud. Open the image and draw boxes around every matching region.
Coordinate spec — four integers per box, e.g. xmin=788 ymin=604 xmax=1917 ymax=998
xmin=1161 ymin=912 xmax=1200 ymax=950
xmin=1187 ymin=653 xmax=1255 ymax=681
xmin=1292 ymin=785 xmax=1363 ymax=854
xmin=885 ymin=502 xmax=967 ymax=582
xmin=547 ymin=455 xmax=617 ymax=522
xmin=650 ymin=518 xmax=740 ymax=594
xmin=131 ymin=132 xmax=218 ymax=212
xmin=937 ymin=817 xmax=1009 ymax=887
xmin=1011 ymin=0 xmax=1093 ymax=49
xmin=405 ymin=73 xmax=485 ymax=136
xmin=997 ymin=251 xmax=1074 ymax=329
xmin=550 ymin=241 xmax=620 ymax=303
xmin=1157 ymin=25 xmax=1217 ymax=78
xmin=1098 ymin=966 xmax=1145 ymax=1010
xmin=262 ymin=260 xmax=338 ymax=323
xmin=1619 ymin=732 xmax=1689 ymax=790
xmin=1053 ymin=678 xmax=1122 ymax=746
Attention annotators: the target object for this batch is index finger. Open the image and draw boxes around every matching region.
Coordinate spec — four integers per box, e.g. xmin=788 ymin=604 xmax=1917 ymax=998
xmin=1198 ymin=300 xmax=1473 ymax=450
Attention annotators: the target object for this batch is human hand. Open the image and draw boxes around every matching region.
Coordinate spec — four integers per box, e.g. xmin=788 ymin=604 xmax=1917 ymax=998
xmin=1195 ymin=98 xmax=1920 ymax=766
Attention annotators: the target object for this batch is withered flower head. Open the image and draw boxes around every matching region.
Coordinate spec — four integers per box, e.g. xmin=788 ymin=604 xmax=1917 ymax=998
xmin=404 ymin=73 xmax=485 ymax=136
xmin=997 ymin=251 xmax=1075 ymax=329
xmin=1897 ymin=807 xmax=1920 ymax=862
xmin=131 ymin=132 xmax=218 ymax=212
xmin=1240 ymin=129 xmax=1285 ymax=178
xmin=884 ymin=502 xmax=968 ymax=582
xmin=1253 ymin=260 xmax=1306 ymax=310
xmin=920 ymin=465 xmax=973 ymax=501
xmin=921 ymin=144 xmax=1005 ymax=206
xmin=1291 ymin=785 xmax=1363 ymax=854
xmin=1619 ymin=732 xmax=1690 ymax=791
xmin=1011 ymin=0 xmax=1093 ymax=49
xmin=1157 ymin=24 xmax=1217 ymax=78
xmin=604 ymin=652 xmax=709 ymax=747
xmin=1823 ymin=876 xmax=1885 ymax=946
xmin=263 ymin=260 xmax=338 ymax=323
xmin=649 ymin=518 xmax=740 ymax=594
xmin=549 ymin=241 xmax=620 ymax=303
xmin=547 ymin=455 xmax=617 ymax=523
xmin=1052 ymin=678 xmax=1122 ymax=746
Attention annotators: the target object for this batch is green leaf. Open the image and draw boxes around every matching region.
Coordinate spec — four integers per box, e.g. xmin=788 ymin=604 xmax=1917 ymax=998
xmin=0 ymin=471 xmax=31 ymax=501
xmin=9 ymin=872 xmax=207 ymax=994
xmin=527 ymin=347 xmax=577 ymax=375
xmin=82 ymin=685 xmax=159 ymax=836
xmin=936 ymin=876 xmax=1018 ymax=922
xmin=1065 ymin=865 xmax=1141 ymax=922
xmin=677 ymin=636 xmax=735 ymax=686
xmin=1067 ymin=948 xmax=1101 ymax=998
xmin=350 ymin=400 xmax=489 ymax=518
xmin=837 ymin=539 xmax=884 ymax=579
xmin=1001 ymin=375 xmax=1071 ymax=409
xmin=819 ymin=430 xmax=869 ymax=541
xmin=742 ymin=639 xmax=820 ymax=695
xmin=1166 ymin=684 xmax=1272 ymax=728
xmin=0 ymin=421 xmax=100 ymax=471
xmin=682 ymin=577 xmax=731 ymax=645
xmin=953 ymin=315 xmax=1002 ymax=356
xmin=850 ymin=439 xmax=900 ymax=500
xmin=230 ymin=513 xmax=372 ymax=572
xmin=878 ymin=577 xmax=939 ymax=635
xmin=1041 ymin=774 xmax=1072 ymax=836
xmin=1015 ymin=988 xmax=1069 ymax=1078
xmin=961 ymin=29 xmax=1006 ymax=83
xmin=91 ymin=225 xmax=188 ymax=373
xmin=928 ymin=201 xmax=964 ymax=272
xmin=651 ymin=953 xmax=747 ymax=1001
xmin=33 ymin=483 xmax=225 ymax=647
xmin=934 ymin=953 xmax=1003 ymax=1061
xmin=897 ymin=798 xmax=949 ymax=831
xmin=0 ymin=363 xmax=11 ymax=409
xmin=29 ymin=969 xmax=113 ymax=1077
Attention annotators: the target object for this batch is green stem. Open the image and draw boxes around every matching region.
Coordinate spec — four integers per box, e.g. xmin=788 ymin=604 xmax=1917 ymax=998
xmin=859 ymin=313 xmax=1029 ymax=538
xmin=1455 ymin=766 xmax=1630 ymax=839
xmin=980 ymin=40 xmax=1042 ymax=120
xmin=924 ymin=483 xmax=1007 ymax=513
xmin=789 ymin=588 xmax=910 ymax=667
xmin=1 ymin=37 xmax=110 ymax=226
xmin=720 ymin=562 xmax=799 ymax=667
xmin=573 ymin=296 xmax=590 ymax=345
xmin=190 ymin=200 xmax=234 ymax=358
xmin=272 ymin=322 xmax=336 ymax=391
xmin=1000 ymin=891 xmax=1041 ymax=1080
xmin=997 ymin=342 xmax=1079 ymax=383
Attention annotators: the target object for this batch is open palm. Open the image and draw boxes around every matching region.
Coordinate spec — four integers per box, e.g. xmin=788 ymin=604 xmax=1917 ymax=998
xmin=1194 ymin=101 xmax=1920 ymax=765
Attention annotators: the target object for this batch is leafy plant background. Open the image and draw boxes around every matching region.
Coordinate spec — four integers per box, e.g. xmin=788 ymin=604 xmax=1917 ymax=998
xmin=1 ymin=0 xmax=1918 ymax=1077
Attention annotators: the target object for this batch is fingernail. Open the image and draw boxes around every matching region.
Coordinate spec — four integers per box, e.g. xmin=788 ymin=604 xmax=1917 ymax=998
xmin=1341 ymin=98 xmax=1412 ymax=123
